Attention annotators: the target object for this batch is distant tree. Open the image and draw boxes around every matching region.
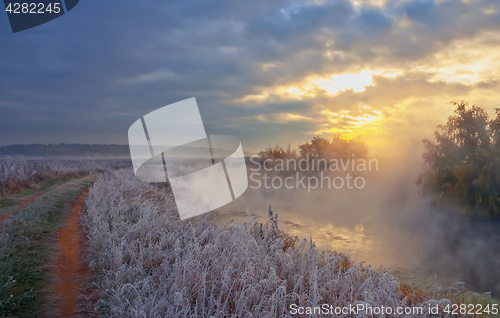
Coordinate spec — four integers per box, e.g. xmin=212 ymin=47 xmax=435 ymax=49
xmin=298 ymin=135 xmax=368 ymax=160
xmin=259 ymin=144 xmax=298 ymax=160
xmin=259 ymin=135 xmax=368 ymax=162
xmin=418 ymin=101 xmax=500 ymax=217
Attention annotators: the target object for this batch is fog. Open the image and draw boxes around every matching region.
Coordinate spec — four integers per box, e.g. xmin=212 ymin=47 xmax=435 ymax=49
xmin=215 ymin=146 xmax=500 ymax=297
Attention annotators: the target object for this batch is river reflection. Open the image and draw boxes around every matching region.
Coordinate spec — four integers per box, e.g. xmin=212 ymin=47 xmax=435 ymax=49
xmin=214 ymin=155 xmax=500 ymax=296
xmin=216 ymin=207 xmax=414 ymax=269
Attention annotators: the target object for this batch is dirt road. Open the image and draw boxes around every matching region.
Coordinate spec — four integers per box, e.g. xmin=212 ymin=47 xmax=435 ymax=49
xmin=53 ymin=190 xmax=89 ymax=317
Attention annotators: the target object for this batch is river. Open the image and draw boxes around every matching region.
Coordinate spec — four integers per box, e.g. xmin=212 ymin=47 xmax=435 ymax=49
xmin=215 ymin=155 xmax=500 ymax=297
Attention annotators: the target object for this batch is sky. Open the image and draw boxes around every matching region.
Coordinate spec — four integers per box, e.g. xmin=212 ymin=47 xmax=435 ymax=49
xmin=1 ymin=0 xmax=500 ymax=156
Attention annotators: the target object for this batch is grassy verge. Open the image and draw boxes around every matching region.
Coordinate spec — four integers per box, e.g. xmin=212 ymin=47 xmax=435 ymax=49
xmin=0 ymin=175 xmax=85 ymax=210
xmin=0 ymin=176 xmax=94 ymax=318
xmin=393 ymin=269 xmax=498 ymax=317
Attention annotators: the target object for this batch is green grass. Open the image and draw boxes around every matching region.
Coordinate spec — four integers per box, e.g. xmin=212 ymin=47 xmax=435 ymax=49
xmin=0 ymin=177 xmax=93 ymax=318
xmin=0 ymin=175 xmax=82 ymax=210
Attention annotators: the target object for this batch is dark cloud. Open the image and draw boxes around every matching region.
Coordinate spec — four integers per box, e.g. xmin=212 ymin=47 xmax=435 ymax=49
xmin=0 ymin=0 xmax=500 ymax=151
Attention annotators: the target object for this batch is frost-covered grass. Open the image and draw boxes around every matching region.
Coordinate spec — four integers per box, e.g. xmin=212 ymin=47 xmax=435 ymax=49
xmin=81 ymin=170 xmax=496 ymax=317
xmin=0 ymin=159 xmax=129 ymax=197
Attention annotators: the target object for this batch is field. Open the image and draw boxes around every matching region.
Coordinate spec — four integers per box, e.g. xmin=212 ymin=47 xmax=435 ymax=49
xmin=0 ymin=160 xmax=496 ymax=317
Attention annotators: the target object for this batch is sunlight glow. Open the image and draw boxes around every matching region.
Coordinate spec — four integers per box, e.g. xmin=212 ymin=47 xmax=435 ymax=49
xmin=311 ymin=70 xmax=374 ymax=94
xmin=317 ymin=107 xmax=385 ymax=141
xmin=418 ymin=32 xmax=500 ymax=85
xmin=233 ymin=69 xmax=402 ymax=105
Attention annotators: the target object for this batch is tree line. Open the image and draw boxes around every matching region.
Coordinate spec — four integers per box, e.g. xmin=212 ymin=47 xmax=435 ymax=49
xmin=259 ymin=135 xmax=369 ymax=161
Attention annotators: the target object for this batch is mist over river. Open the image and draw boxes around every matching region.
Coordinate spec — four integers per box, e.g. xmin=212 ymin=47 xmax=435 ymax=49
xmin=215 ymin=151 xmax=500 ymax=297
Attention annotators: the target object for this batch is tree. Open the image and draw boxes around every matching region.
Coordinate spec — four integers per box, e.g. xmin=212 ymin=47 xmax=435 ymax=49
xmin=258 ymin=144 xmax=298 ymax=160
xmin=418 ymin=101 xmax=500 ymax=217
xmin=298 ymin=135 xmax=368 ymax=160
xmin=259 ymin=135 xmax=369 ymax=164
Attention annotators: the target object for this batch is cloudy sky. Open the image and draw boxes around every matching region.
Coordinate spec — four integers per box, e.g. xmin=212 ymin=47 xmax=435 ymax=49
xmin=1 ymin=0 xmax=500 ymax=156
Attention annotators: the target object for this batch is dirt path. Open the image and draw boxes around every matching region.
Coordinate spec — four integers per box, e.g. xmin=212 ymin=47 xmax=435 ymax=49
xmin=0 ymin=192 xmax=45 ymax=224
xmin=0 ymin=177 xmax=86 ymax=224
xmin=18 ymin=191 xmax=45 ymax=208
xmin=0 ymin=191 xmax=47 ymax=224
xmin=53 ymin=190 xmax=89 ymax=317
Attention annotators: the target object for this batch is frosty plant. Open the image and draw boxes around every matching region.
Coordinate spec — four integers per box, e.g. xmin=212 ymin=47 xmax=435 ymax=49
xmin=128 ymin=98 xmax=248 ymax=219
xmin=80 ymin=169 xmax=495 ymax=317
